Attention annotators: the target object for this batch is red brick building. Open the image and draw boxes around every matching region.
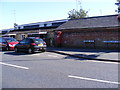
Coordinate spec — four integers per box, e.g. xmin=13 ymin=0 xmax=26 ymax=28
xmin=55 ymin=15 xmax=120 ymax=50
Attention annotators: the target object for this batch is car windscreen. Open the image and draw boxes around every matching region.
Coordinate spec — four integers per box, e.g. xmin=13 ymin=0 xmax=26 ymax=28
xmin=0 ymin=38 xmax=6 ymax=43
xmin=32 ymin=38 xmax=44 ymax=43
xmin=4 ymin=38 xmax=17 ymax=42
xmin=0 ymin=38 xmax=2 ymax=43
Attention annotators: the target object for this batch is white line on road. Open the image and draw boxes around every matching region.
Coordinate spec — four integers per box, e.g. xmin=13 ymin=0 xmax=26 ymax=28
xmin=31 ymin=53 xmax=41 ymax=56
xmin=85 ymin=60 xmax=119 ymax=64
xmin=68 ymin=75 xmax=120 ymax=85
xmin=48 ymin=55 xmax=59 ymax=58
xmin=0 ymin=62 xmax=29 ymax=70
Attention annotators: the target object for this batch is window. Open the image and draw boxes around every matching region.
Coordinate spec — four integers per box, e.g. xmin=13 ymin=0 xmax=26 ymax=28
xmin=0 ymin=38 xmax=5 ymax=42
xmin=24 ymin=25 xmax=39 ymax=29
xmin=33 ymin=38 xmax=44 ymax=44
xmin=39 ymin=24 xmax=44 ymax=27
xmin=2 ymin=38 xmax=6 ymax=42
xmin=46 ymin=23 xmax=52 ymax=27
xmin=21 ymin=35 xmax=26 ymax=39
xmin=4 ymin=38 xmax=17 ymax=42
xmin=25 ymin=39 xmax=33 ymax=43
xmin=20 ymin=39 xmax=26 ymax=44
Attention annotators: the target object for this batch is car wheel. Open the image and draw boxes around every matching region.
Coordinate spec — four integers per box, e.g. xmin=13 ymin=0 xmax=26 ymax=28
xmin=41 ymin=49 xmax=46 ymax=52
xmin=14 ymin=47 xmax=19 ymax=53
xmin=28 ymin=48 xmax=34 ymax=54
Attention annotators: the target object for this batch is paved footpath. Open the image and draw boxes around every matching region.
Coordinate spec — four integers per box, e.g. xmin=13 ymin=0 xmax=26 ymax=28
xmin=47 ymin=47 xmax=120 ymax=62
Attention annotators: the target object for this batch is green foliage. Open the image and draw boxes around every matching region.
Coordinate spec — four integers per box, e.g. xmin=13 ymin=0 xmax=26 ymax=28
xmin=68 ymin=9 xmax=88 ymax=19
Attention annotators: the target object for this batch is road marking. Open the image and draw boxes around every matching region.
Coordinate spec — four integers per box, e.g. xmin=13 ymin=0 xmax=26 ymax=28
xmin=48 ymin=55 xmax=59 ymax=58
xmin=31 ymin=53 xmax=41 ymax=56
xmin=68 ymin=75 xmax=120 ymax=85
xmin=0 ymin=62 xmax=29 ymax=70
xmin=85 ymin=60 xmax=119 ymax=64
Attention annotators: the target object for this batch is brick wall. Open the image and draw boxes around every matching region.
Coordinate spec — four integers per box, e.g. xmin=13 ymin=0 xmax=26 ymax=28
xmin=60 ymin=27 xmax=120 ymax=49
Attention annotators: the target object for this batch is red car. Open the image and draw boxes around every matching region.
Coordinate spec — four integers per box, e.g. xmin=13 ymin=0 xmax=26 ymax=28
xmin=1 ymin=37 xmax=19 ymax=50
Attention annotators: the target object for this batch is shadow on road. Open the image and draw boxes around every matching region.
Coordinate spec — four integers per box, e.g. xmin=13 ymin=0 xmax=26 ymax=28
xmin=48 ymin=47 xmax=120 ymax=53
xmin=64 ymin=56 xmax=87 ymax=60
xmin=3 ymin=58 xmax=63 ymax=63
xmin=3 ymin=51 xmax=43 ymax=56
xmin=63 ymin=54 xmax=100 ymax=61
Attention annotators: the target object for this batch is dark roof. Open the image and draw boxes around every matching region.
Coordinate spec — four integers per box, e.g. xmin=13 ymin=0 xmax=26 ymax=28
xmin=18 ymin=19 xmax=68 ymax=30
xmin=0 ymin=19 xmax=68 ymax=32
xmin=57 ymin=15 xmax=120 ymax=30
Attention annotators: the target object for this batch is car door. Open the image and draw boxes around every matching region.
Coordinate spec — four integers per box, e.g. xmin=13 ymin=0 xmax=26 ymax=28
xmin=18 ymin=39 xmax=26 ymax=50
xmin=1 ymin=38 xmax=8 ymax=49
xmin=23 ymin=38 xmax=31 ymax=49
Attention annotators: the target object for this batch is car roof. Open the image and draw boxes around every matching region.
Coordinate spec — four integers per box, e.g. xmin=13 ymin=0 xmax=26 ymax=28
xmin=27 ymin=37 xmax=41 ymax=39
xmin=3 ymin=37 xmax=14 ymax=39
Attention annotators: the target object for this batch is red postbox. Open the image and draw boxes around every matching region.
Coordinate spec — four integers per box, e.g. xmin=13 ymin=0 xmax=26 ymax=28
xmin=56 ymin=31 xmax=62 ymax=47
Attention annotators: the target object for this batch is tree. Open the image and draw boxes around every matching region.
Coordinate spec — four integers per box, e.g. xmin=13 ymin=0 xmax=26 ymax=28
xmin=14 ymin=23 xmax=18 ymax=30
xmin=115 ymin=0 xmax=120 ymax=13
xmin=68 ymin=9 xmax=88 ymax=19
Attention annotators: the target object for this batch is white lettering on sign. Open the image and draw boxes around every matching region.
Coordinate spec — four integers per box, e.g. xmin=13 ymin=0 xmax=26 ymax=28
xmin=39 ymin=32 xmax=47 ymax=34
xmin=83 ymin=40 xmax=95 ymax=42
xmin=103 ymin=41 xmax=120 ymax=43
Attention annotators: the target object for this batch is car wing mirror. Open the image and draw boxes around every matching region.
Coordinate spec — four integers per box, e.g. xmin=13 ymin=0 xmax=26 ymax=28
xmin=18 ymin=42 xmax=21 ymax=44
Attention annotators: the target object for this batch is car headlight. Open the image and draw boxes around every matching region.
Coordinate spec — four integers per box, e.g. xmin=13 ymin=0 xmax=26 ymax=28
xmin=9 ymin=44 xmax=16 ymax=47
xmin=9 ymin=44 xmax=13 ymax=46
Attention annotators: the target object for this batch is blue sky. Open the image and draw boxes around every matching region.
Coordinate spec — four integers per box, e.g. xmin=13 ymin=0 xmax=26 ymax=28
xmin=0 ymin=0 xmax=118 ymax=30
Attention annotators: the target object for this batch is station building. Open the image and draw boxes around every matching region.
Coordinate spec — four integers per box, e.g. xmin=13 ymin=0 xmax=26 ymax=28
xmin=2 ymin=19 xmax=68 ymax=46
xmin=1 ymin=14 xmax=120 ymax=50
xmin=55 ymin=14 xmax=120 ymax=50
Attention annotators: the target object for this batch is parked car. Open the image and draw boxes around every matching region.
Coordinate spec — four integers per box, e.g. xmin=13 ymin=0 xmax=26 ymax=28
xmin=4 ymin=37 xmax=19 ymax=50
xmin=0 ymin=37 xmax=18 ymax=51
xmin=14 ymin=37 xmax=47 ymax=53
xmin=0 ymin=37 xmax=8 ymax=51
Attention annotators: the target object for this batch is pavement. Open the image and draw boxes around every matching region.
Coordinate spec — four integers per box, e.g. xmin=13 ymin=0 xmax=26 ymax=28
xmin=47 ymin=47 xmax=120 ymax=62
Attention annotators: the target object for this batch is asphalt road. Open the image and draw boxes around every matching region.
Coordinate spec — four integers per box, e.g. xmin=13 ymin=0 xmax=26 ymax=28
xmin=1 ymin=51 xmax=119 ymax=88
